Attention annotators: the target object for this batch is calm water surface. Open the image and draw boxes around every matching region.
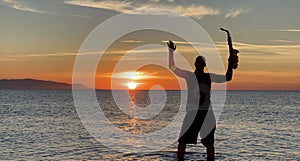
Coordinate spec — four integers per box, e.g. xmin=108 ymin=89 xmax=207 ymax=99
xmin=0 ymin=90 xmax=299 ymax=160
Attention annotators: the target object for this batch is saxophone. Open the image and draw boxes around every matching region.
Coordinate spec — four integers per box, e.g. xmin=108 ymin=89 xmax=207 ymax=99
xmin=220 ymin=28 xmax=239 ymax=69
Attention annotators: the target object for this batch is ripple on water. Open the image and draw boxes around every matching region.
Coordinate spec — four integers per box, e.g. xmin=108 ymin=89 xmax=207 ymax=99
xmin=0 ymin=90 xmax=299 ymax=160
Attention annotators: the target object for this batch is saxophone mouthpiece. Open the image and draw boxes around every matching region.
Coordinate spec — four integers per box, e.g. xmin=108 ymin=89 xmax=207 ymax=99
xmin=220 ymin=27 xmax=228 ymax=32
xmin=220 ymin=27 xmax=230 ymax=35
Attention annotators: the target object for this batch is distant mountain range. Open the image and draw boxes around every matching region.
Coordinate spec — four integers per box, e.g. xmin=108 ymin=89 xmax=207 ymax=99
xmin=0 ymin=78 xmax=87 ymax=89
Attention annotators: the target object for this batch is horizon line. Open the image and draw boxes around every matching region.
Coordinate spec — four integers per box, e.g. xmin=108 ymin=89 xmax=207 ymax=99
xmin=1 ymin=78 xmax=299 ymax=91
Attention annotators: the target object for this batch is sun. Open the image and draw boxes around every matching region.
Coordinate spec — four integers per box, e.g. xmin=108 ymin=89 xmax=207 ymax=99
xmin=128 ymin=81 xmax=137 ymax=90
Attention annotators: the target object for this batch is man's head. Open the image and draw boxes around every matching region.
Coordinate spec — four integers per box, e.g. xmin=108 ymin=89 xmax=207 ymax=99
xmin=194 ymin=55 xmax=206 ymax=70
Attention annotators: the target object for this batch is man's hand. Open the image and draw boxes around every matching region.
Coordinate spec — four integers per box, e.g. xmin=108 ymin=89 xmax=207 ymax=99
xmin=167 ymin=40 xmax=176 ymax=52
xmin=228 ymin=49 xmax=239 ymax=69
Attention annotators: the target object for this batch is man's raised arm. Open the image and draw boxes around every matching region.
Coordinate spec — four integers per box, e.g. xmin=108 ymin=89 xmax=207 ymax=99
xmin=211 ymin=50 xmax=239 ymax=83
xmin=167 ymin=41 xmax=188 ymax=78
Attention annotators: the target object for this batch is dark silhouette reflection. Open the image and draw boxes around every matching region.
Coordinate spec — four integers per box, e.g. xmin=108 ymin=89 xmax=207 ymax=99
xmin=167 ymin=35 xmax=239 ymax=160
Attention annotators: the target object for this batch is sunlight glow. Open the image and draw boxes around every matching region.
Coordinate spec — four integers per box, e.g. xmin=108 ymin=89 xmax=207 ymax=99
xmin=128 ymin=81 xmax=137 ymax=90
xmin=114 ymin=71 xmax=157 ymax=80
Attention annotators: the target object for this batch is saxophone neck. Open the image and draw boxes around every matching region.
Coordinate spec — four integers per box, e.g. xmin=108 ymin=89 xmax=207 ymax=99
xmin=227 ymin=35 xmax=232 ymax=44
xmin=227 ymin=32 xmax=231 ymax=38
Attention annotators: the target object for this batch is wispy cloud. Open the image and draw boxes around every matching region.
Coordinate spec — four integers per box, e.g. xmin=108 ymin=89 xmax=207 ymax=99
xmin=66 ymin=13 xmax=91 ymax=18
xmin=64 ymin=0 xmax=220 ymax=19
xmin=162 ymin=40 xmax=213 ymax=46
xmin=273 ymin=29 xmax=300 ymax=32
xmin=1 ymin=0 xmax=47 ymax=14
xmin=65 ymin=0 xmax=132 ymax=13
xmin=215 ymin=41 xmax=300 ymax=69
xmin=269 ymin=39 xmax=293 ymax=43
xmin=121 ymin=40 xmax=144 ymax=43
xmin=258 ymin=29 xmax=300 ymax=33
xmin=225 ymin=8 xmax=249 ymax=18
xmin=3 ymin=52 xmax=77 ymax=58
xmin=217 ymin=41 xmax=299 ymax=48
xmin=173 ymin=5 xmax=219 ymax=18
xmin=112 ymin=71 xmax=159 ymax=80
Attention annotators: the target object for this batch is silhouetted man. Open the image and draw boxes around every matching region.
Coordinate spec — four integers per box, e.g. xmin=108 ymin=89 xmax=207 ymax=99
xmin=167 ymin=40 xmax=238 ymax=160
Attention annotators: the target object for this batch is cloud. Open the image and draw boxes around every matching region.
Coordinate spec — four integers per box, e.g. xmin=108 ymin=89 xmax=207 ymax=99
xmin=216 ymin=41 xmax=300 ymax=56
xmin=172 ymin=5 xmax=219 ymax=18
xmin=215 ymin=41 xmax=300 ymax=71
xmin=104 ymin=71 xmax=160 ymax=80
xmin=150 ymin=0 xmax=160 ymax=3
xmin=121 ymin=40 xmax=144 ymax=43
xmin=64 ymin=0 xmax=220 ymax=19
xmin=269 ymin=39 xmax=293 ymax=43
xmin=3 ymin=52 xmax=77 ymax=58
xmin=1 ymin=0 xmax=47 ymax=14
xmin=162 ymin=40 xmax=213 ymax=46
xmin=258 ymin=29 xmax=300 ymax=33
xmin=1 ymin=0 xmax=93 ymax=17
xmin=65 ymin=0 xmax=133 ymax=13
xmin=225 ymin=8 xmax=249 ymax=18
xmin=66 ymin=13 xmax=91 ymax=18
xmin=273 ymin=29 xmax=300 ymax=32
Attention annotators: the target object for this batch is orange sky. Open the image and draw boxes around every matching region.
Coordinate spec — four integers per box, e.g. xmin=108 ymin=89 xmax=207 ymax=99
xmin=92 ymin=31 xmax=300 ymax=90
xmin=1 ymin=31 xmax=300 ymax=90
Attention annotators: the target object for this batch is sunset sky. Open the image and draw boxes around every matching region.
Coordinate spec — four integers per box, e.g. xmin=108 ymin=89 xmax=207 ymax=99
xmin=0 ymin=0 xmax=299 ymax=90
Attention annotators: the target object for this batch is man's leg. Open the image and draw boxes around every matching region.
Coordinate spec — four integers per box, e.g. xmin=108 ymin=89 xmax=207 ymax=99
xmin=177 ymin=142 xmax=186 ymax=160
xmin=200 ymin=108 xmax=216 ymax=160
xmin=206 ymin=144 xmax=214 ymax=161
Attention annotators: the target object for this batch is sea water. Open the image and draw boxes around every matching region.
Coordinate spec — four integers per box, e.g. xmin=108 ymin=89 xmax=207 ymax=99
xmin=0 ymin=90 xmax=299 ymax=160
